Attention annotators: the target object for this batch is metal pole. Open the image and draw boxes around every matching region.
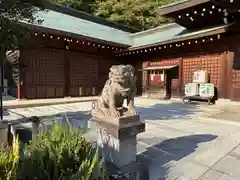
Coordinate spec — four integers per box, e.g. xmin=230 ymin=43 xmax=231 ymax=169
xmin=0 ymin=55 xmax=3 ymax=120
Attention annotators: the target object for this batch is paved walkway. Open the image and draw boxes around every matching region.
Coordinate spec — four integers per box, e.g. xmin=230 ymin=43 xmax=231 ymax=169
xmin=4 ymin=97 xmax=240 ymax=180
xmin=3 ymin=96 xmax=98 ymax=109
xmin=200 ymin=106 xmax=240 ymax=124
xmin=134 ymin=99 xmax=240 ymax=180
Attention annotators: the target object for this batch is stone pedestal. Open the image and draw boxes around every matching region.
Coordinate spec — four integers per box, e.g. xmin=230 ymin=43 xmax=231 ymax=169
xmin=98 ymin=129 xmax=137 ymax=167
xmin=93 ymin=114 xmax=145 ymax=168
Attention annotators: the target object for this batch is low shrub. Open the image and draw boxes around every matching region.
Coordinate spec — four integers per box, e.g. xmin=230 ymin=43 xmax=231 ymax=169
xmin=0 ymin=136 xmax=19 ymax=180
xmin=17 ymin=122 xmax=108 ymax=180
xmin=0 ymin=120 xmax=108 ymax=180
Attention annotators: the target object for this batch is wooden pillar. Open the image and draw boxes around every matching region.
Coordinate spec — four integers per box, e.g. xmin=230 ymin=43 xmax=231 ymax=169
xmin=17 ymin=80 xmax=21 ymax=99
xmin=219 ymin=52 xmax=226 ymax=99
xmin=64 ymin=44 xmax=70 ymax=97
xmin=220 ymin=50 xmax=232 ymax=99
xmin=18 ymin=59 xmax=25 ymax=99
xmin=141 ymin=61 xmax=149 ymax=96
xmin=97 ymin=58 xmax=101 ymax=95
xmin=227 ymin=51 xmax=233 ymax=99
xmin=164 ymin=69 xmax=168 ymax=99
xmin=142 ymin=70 xmax=149 ymax=95
xmin=178 ymin=58 xmax=183 ymax=95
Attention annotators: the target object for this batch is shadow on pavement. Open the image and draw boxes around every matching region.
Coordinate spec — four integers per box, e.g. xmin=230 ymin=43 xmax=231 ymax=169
xmin=7 ymin=101 xmax=216 ymax=180
xmin=135 ymin=102 xmax=203 ymax=121
xmin=137 ymin=134 xmax=217 ymax=180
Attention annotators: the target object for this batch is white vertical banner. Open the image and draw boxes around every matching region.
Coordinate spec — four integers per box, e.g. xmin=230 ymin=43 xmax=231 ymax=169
xmin=160 ymin=70 xmax=165 ymax=81
xmin=150 ymin=74 xmax=154 ymax=81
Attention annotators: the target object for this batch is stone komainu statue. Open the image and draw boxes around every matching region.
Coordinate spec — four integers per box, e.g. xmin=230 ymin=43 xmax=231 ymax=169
xmin=92 ymin=65 xmax=137 ymax=119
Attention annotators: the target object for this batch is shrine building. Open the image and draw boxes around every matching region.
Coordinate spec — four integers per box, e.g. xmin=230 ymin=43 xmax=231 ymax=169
xmin=7 ymin=0 xmax=240 ymax=101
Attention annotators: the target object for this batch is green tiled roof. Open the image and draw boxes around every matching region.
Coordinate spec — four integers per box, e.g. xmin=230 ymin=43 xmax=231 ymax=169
xmin=21 ymin=8 xmax=230 ymax=48
xmin=22 ymin=9 xmax=133 ymax=46
xmin=131 ymin=23 xmax=230 ymax=48
xmin=131 ymin=23 xmax=186 ymax=47
xmin=158 ymin=0 xmax=188 ymax=9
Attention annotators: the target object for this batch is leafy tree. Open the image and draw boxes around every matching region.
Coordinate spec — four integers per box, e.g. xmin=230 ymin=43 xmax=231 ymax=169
xmin=0 ymin=0 xmax=46 ymax=93
xmin=92 ymin=0 xmax=178 ymax=30
xmin=49 ymin=0 xmax=178 ymax=30
xmin=50 ymin=0 xmax=94 ymax=13
xmin=0 ymin=0 xmax=46 ymax=65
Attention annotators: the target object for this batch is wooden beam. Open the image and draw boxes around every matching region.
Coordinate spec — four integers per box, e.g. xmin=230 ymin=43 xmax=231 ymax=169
xmin=157 ymin=0 xmax=211 ymax=16
xmin=178 ymin=58 xmax=183 ymax=94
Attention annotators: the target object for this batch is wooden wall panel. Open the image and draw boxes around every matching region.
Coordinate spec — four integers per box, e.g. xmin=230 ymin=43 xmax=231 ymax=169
xmin=98 ymin=59 xmax=118 ymax=94
xmin=231 ymin=49 xmax=240 ymax=100
xmin=21 ymin=49 xmax=116 ymax=99
xmin=22 ymin=48 xmax=65 ymax=99
xmin=232 ymin=71 xmax=240 ymax=86
xmin=34 ymin=35 xmax=65 ymax=50
xmin=67 ymin=52 xmax=99 ymax=97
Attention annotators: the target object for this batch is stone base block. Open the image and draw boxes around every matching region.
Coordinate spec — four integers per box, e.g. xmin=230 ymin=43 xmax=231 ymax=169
xmin=92 ymin=114 xmax=145 ymax=168
xmin=93 ymin=115 xmax=145 ymax=168
xmin=97 ymin=127 xmax=137 ymax=167
xmin=92 ymin=115 xmax=145 ymax=140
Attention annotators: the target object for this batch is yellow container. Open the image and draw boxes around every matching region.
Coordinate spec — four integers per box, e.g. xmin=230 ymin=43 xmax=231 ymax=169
xmin=79 ymin=87 xmax=83 ymax=96
xmin=92 ymin=87 xmax=96 ymax=95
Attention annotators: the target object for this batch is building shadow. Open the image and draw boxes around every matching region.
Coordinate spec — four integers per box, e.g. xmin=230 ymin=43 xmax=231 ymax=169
xmin=136 ymin=134 xmax=217 ymax=180
xmin=106 ymin=134 xmax=217 ymax=180
xmin=135 ymin=101 xmax=204 ymax=121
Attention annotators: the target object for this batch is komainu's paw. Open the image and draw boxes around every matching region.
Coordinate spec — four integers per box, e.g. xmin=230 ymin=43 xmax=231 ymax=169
xmin=111 ymin=109 xmax=120 ymax=118
xmin=128 ymin=105 xmax=137 ymax=115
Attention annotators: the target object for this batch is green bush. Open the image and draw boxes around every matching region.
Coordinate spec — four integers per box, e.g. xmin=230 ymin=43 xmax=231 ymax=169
xmin=17 ymin=122 xmax=108 ymax=180
xmin=0 ymin=136 xmax=19 ymax=180
xmin=0 ymin=120 xmax=108 ymax=180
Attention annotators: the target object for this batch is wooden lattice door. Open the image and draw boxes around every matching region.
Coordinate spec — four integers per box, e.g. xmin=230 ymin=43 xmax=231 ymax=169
xmin=182 ymin=53 xmax=223 ymax=97
xmin=98 ymin=58 xmax=117 ymax=94
xmin=22 ymin=49 xmax=65 ymax=99
xmin=68 ymin=52 xmax=99 ymax=97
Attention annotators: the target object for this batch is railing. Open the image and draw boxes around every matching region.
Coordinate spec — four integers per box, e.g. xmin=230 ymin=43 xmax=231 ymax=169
xmin=0 ymin=112 xmax=93 ymax=148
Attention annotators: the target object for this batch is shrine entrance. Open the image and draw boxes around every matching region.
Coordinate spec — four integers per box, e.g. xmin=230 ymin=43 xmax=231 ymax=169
xmin=165 ymin=66 xmax=179 ymax=99
xmin=141 ymin=64 xmax=179 ymax=99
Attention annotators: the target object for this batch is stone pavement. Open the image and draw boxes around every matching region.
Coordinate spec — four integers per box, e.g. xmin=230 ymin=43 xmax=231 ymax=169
xmin=134 ymin=99 xmax=240 ymax=180
xmin=3 ymin=96 xmax=98 ymax=109
xmin=4 ymin=97 xmax=240 ymax=180
xmin=199 ymin=106 xmax=240 ymax=125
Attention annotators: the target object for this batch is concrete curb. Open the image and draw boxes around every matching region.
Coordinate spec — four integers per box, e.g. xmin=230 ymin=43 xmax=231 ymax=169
xmin=136 ymin=97 xmax=220 ymax=108
xmin=4 ymin=97 xmax=98 ymax=109
xmin=198 ymin=116 xmax=240 ymax=126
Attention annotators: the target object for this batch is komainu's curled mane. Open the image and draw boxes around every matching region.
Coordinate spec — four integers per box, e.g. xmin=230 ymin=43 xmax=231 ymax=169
xmin=92 ymin=65 xmax=137 ymax=119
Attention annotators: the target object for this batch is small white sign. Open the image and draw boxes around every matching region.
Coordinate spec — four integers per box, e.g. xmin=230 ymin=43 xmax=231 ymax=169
xmin=150 ymin=74 xmax=154 ymax=81
xmin=160 ymin=73 xmax=164 ymax=81
xmin=193 ymin=70 xmax=208 ymax=83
